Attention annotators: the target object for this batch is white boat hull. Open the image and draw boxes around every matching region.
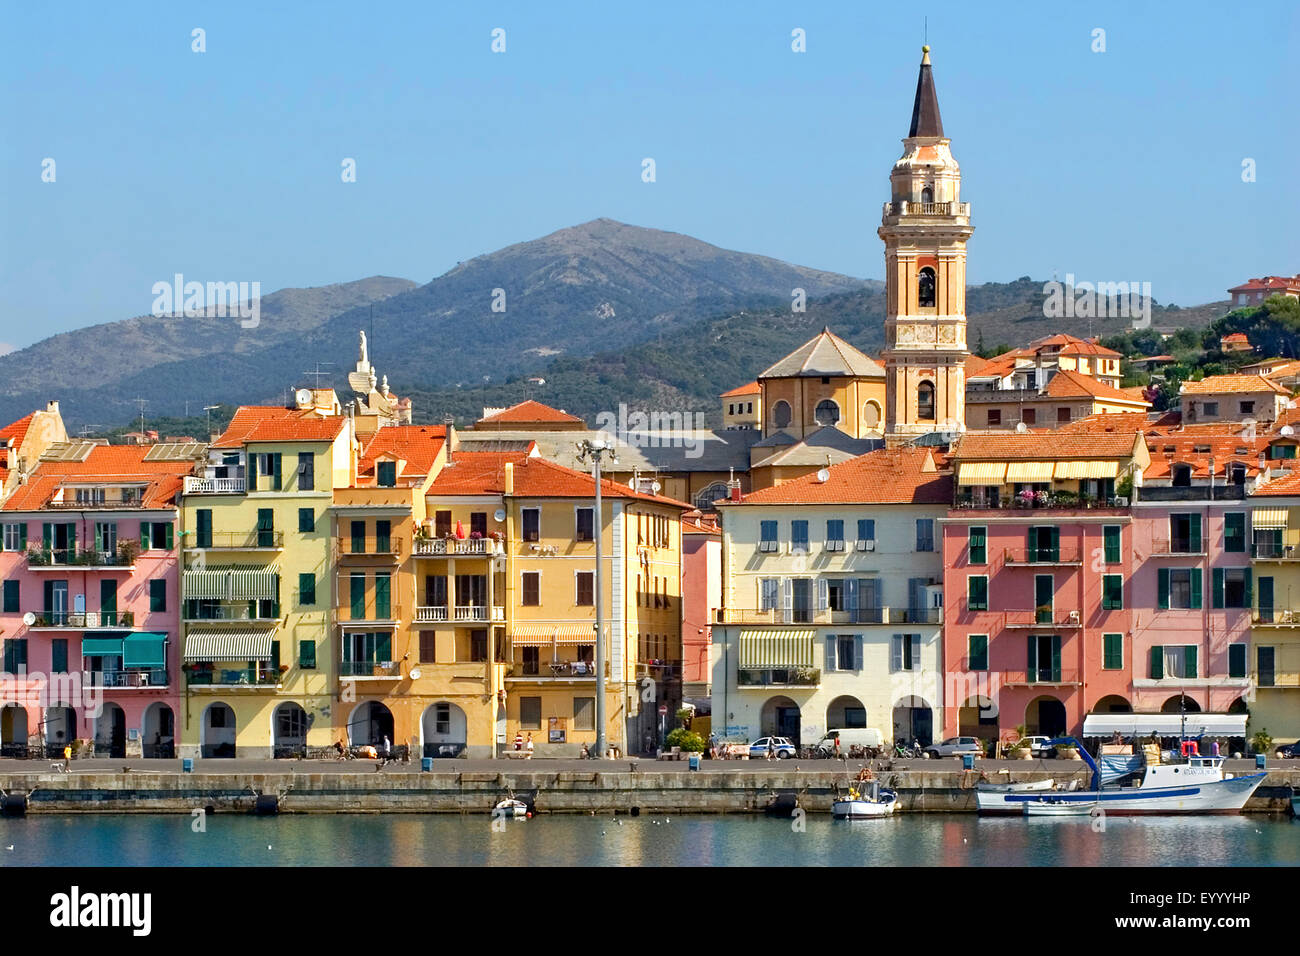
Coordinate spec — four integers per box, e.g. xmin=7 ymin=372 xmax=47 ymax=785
xmin=988 ymin=772 xmax=1267 ymax=816
xmin=832 ymin=798 xmax=897 ymax=819
xmin=494 ymin=800 xmax=528 ymax=818
xmin=1024 ymin=801 xmax=1099 ymax=817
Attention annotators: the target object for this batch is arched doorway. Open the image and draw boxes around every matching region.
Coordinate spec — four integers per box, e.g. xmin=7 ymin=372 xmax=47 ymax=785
xmin=825 ymin=695 xmax=866 ymax=730
xmin=957 ymin=695 xmax=1000 ymax=739
xmin=759 ymin=696 xmax=800 ymax=744
xmin=45 ymin=706 xmax=77 ymax=757
xmin=348 ymin=701 xmax=394 ymax=747
xmin=95 ymin=702 xmax=126 ymax=758
xmin=1227 ymin=696 xmax=1248 ymax=714
xmin=861 ymin=401 xmax=881 ymax=430
xmin=422 ymin=701 xmax=468 ymax=758
xmin=1026 ymin=696 xmax=1067 ymax=737
xmin=1 ymin=704 xmax=28 ymax=757
xmin=1161 ymin=694 xmax=1200 ymax=713
xmin=893 ymin=696 xmax=934 ymax=747
xmin=142 ymin=702 xmax=175 ymax=758
xmin=201 ymin=702 xmax=236 ymax=758
xmin=273 ymin=702 xmax=308 ymax=758
xmin=1092 ymin=695 xmax=1132 ymax=713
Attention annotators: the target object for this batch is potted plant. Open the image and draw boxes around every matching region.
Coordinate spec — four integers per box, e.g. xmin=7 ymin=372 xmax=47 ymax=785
xmin=1054 ymin=740 xmax=1081 ymax=760
xmin=1004 ymin=724 xmax=1032 ymax=759
xmin=1250 ymin=728 xmax=1273 ymax=756
xmin=664 ymin=728 xmax=707 ymax=753
xmin=117 ymin=539 xmax=140 ymax=565
xmin=278 ymin=663 xmax=290 ymax=676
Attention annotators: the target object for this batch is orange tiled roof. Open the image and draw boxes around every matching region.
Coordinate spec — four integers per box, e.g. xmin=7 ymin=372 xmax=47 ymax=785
xmin=476 ymin=400 xmax=584 ymax=426
xmin=1043 ymin=369 xmax=1150 ymax=405
xmin=952 ymin=432 xmax=1142 ymax=461
xmin=1253 ymin=470 xmax=1300 ymax=496
xmin=1220 ymin=333 xmax=1250 ymax=343
xmin=1 ymin=444 xmax=200 ymax=511
xmin=358 ymin=426 xmax=446 ymax=482
xmin=730 ymin=448 xmax=951 ymax=505
xmin=427 ymin=450 xmax=530 ymax=496
xmin=0 ymin=413 xmax=35 ymax=449
xmin=508 ymin=457 xmax=689 ymax=508
xmin=1228 ymin=275 xmax=1300 ymax=294
xmin=720 ymin=381 xmax=761 ymax=398
xmin=212 ymin=406 xmax=347 ymax=447
xmin=964 ymin=354 xmax=993 ymax=377
xmin=1180 ymin=374 xmax=1291 ymax=396
xmin=1142 ymin=434 xmax=1265 ymax=480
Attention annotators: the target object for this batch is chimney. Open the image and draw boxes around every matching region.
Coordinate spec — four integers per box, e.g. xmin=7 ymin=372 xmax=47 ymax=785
xmin=443 ymin=415 xmax=455 ymax=464
xmin=46 ymin=400 xmax=59 ymax=415
xmin=503 ymin=461 xmax=514 ymax=496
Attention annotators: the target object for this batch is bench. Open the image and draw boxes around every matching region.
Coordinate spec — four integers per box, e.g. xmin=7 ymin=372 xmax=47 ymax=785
xmin=504 ymin=750 xmax=533 ymax=759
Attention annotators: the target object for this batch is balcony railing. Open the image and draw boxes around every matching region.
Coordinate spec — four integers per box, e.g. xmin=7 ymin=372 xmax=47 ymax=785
xmin=1252 ymin=608 xmax=1300 ymax=625
xmin=191 ymin=531 xmax=284 ymax=549
xmin=183 ymin=476 xmax=246 ymax=495
xmin=1003 ymin=609 xmax=1083 ymax=629
xmin=89 ymin=668 xmax=169 ymax=688
xmin=999 ymin=668 xmax=1083 ymax=686
xmin=507 ymin=659 xmax=608 ymax=679
xmin=1137 ymin=484 xmax=1247 ymax=502
xmin=45 ymin=498 xmax=146 ymax=510
xmin=639 ymin=660 xmax=683 ymax=681
xmin=1002 ymin=546 xmax=1083 ymax=565
xmin=737 ymin=667 xmax=820 ymax=687
xmin=185 ymin=665 xmax=279 ymax=686
xmin=453 ymin=605 xmax=504 ymax=623
xmin=1149 ymin=538 xmax=1207 ymax=556
xmin=340 ymin=660 xmax=401 ymax=678
xmin=955 ymin=494 xmax=1130 ymax=511
xmin=182 ymin=605 xmax=279 ymax=622
xmin=414 ymin=605 xmax=448 ymax=623
xmin=412 ymin=537 xmax=498 ymax=557
xmin=882 ymin=200 xmax=970 ymax=218
xmin=29 ymin=610 xmax=135 ymax=629
xmin=715 ymin=606 xmax=939 ymax=625
xmin=25 ymin=546 xmax=137 ymax=568
xmin=1252 ymin=541 xmax=1299 ymax=560
xmin=340 ymin=605 xmax=401 ymax=622
xmin=336 ymin=537 xmax=401 ymax=557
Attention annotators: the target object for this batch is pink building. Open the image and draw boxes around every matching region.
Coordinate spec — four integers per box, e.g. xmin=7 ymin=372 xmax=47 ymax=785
xmin=680 ymin=512 xmax=720 ymax=705
xmin=0 ymin=442 xmax=203 ymax=758
xmin=942 ymin=433 xmax=1144 ymax=742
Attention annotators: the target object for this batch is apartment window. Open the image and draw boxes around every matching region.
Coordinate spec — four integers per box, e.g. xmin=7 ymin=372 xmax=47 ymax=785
xmin=575 ymin=507 xmax=595 ymax=542
xmin=967 ymin=575 xmax=988 ymax=611
xmin=825 ymin=519 xmax=845 ymax=551
xmin=257 ymin=453 xmax=283 ymax=491
xmin=2 ymin=638 xmax=27 ymax=675
xmin=1103 ymin=525 xmax=1121 ymax=564
xmin=1151 ymin=645 xmax=1197 ymax=679
xmin=1027 ymin=526 xmax=1059 ymax=562
xmin=790 ymin=520 xmax=809 ymax=554
xmin=297 ymin=452 xmax=314 ymax=491
xmin=575 ymin=571 xmax=594 ymax=606
xmin=1258 ymin=646 xmax=1275 ymax=686
xmin=376 ymin=460 xmax=396 ymax=488
xmin=916 ymin=381 xmax=935 ymax=420
xmin=1269 ymin=443 xmax=1297 ymax=460
xmin=255 ymin=510 xmax=274 ymax=549
xmin=1158 ymin=568 xmax=1202 ymax=610
xmin=987 ymin=409 xmax=1002 ymax=426
xmin=1022 ymin=408 xmax=1037 ymax=425
xmin=827 ymin=579 xmax=844 ymax=612
xmin=522 ymin=508 xmax=540 ymax=543
xmin=425 ymin=575 xmax=447 ymax=608
xmin=1228 ymin=643 xmax=1247 ymax=680
xmin=470 ymin=512 xmax=487 ymax=538
xmin=967 ymin=634 xmax=988 ymax=671
xmin=968 ymin=526 xmax=986 ymax=565
xmin=351 ymin=520 xmax=366 ymax=554
xmin=140 ymin=521 xmax=174 ymax=551
xmin=521 ymin=571 xmax=540 ymax=606
xmin=728 ymin=404 xmax=735 ymax=415
xmin=298 ymin=640 xmax=316 ymax=669
xmin=94 ymin=522 xmax=116 ymax=555
xmin=1028 ymin=633 xmax=1062 ymax=683
xmin=149 ymin=579 xmax=166 ymax=612
xmin=1 ymin=523 xmax=25 ymax=552
xmin=435 ymin=510 xmax=452 ymax=538
xmin=470 ymin=629 xmax=488 ymax=663
xmin=521 ymin=647 xmax=539 ymax=676
xmin=1212 ymin=567 xmax=1251 ymax=609
xmin=299 ymin=573 xmax=316 ymax=607
xmin=350 ymin=573 xmax=366 ymax=618
xmin=1102 ymin=633 xmax=1123 ymax=670
xmin=194 ymin=509 xmax=212 ymax=549
xmin=759 ymin=520 xmax=779 ymax=552
xmin=520 ymin=697 xmax=542 ymax=730
xmin=759 ymin=578 xmax=780 ymax=612
xmin=856 ymin=519 xmax=875 ymax=548
xmin=2 ymin=581 xmax=17 ymax=613
xmin=1224 ymin=513 xmax=1245 ymax=553
xmin=375 ymin=520 xmax=391 ymax=554
xmin=51 ymin=638 xmax=68 ymax=674
xmin=1202 ymin=402 xmax=1219 ymax=417
xmin=1240 ymin=400 xmax=1255 ymax=415
xmin=1055 ymin=407 xmax=1070 ymax=424
xmin=419 ymin=633 xmax=437 ymax=663
xmin=836 ymin=634 xmax=858 ymax=671
xmin=574 ymin=697 xmax=595 ymax=732
xmin=915 ymin=518 xmax=935 ymax=552
xmin=375 ymin=573 xmax=391 ymax=619
xmin=891 ymin=634 xmax=921 ymax=672
xmin=1101 ymin=574 xmax=1123 ymax=610
xmin=298 ymin=508 xmax=314 ymax=533
xmin=1169 ymin=513 xmax=1202 ymax=553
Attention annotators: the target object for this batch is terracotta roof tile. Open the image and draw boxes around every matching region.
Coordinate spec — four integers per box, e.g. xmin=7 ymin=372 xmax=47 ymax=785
xmin=1043 ymin=369 xmax=1150 ymax=404
xmin=952 ymin=432 xmax=1142 ymax=461
xmin=1 ymin=444 xmax=202 ymax=511
xmin=720 ymin=381 xmax=761 ymax=398
xmin=358 ymin=426 xmax=446 ymax=483
xmin=729 ymin=447 xmax=951 ymax=505
xmin=1180 ymin=374 xmax=1291 ymax=396
xmin=476 ymin=400 xmax=584 ymax=426
xmin=0 ymin=413 xmax=35 ymax=448
xmin=212 ymin=406 xmax=346 ymax=447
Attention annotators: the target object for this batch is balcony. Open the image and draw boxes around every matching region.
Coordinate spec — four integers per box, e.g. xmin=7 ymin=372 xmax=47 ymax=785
xmin=89 ymin=668 xmax=169 ymax=688
xmin=714 ymin=606 xmax=940 ymax=625
xmin=414 ymin=605 xmax=448 ymax=623
xmin=339 ymin=605 xmax=401 ymax=624
xmin=183 ymin=476 xmax=246 ymax=495
xmin=737 ymin=667 xmax=820 ymax=688
xmin=182 ymin=605 xmax=279 ymax=623
xmin=25 ymin=546 xmax=137 ymax=570
xmin=185 ymin=665 xmax=279 ymax=687
xmin=188 ymin=531 xmax=284 ymax=550
xmin=335 ymin=537 xmax=401 ymax=560
xmin=1252 ymin=609 xmax=1300 ymax=626
xmin=1137 ymin=484 xmax=1247 ymax=502
xmin=1002 ymin=546 xmax=1083 ymax=566
xmin=1149 ymin=538 xmax=1208 ymax=557
xmin=1002 ymin=609 xmax=1083 ymax=629
xmin=639 ymin=660 xmax=683 ymax=681
xmin=506 ymin=659 xmax=609 ymax=681
xmin=28 ymin=610 xmax=135 ymax=630
xmin=882 ymin=200 xmax=971 ymax=220
xmin=339 ymin=660 xmax=402 ymax=679
xmin=954 ymin=494 xmax=1129 ymax=511
xmin=412 ymin=537 xmax=498 ymax=557
xmin=1251 ymin=541 xmax=1300 ymax=561
xmin=999 ymin=668 xmax=1083 ymax=687
xmin=453 ymin=605 xmax=505 ymax=623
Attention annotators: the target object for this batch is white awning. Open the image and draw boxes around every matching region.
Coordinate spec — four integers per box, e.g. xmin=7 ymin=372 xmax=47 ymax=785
xmin=957 ymin=462 xmax=1007 ymax=486
xmin=183 ymin=565 xmax=280 ymax=600
xmin=1005 ymin=461 xmax=1056 ymax=483
xmin=511 ymin=625 xmax=595 ymax=646
xmin=1081 ymin=713 xmax=1248 ymax=737
xmin=738 ymin=629 xmax=815 ymax=669
xmin=183 ymin=628 xmax=275 ymax=661
xmin=1054 ymin=460 xmax=1120 ymax=479
xmin=1252 ymin=507 xmax=1288 ymax=529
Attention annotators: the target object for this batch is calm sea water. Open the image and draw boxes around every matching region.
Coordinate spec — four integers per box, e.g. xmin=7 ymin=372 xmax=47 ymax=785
xmin=1 ymin=813 xmax=1297 ymax=866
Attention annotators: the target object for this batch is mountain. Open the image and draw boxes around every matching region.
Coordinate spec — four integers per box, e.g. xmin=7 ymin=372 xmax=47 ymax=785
xmin=1 ymin=220 xmax=868 ymax=427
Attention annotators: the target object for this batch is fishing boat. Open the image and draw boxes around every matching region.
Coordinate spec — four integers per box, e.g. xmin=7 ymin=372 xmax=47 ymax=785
xmin=975 ymin=778 xmax=1056 ymax=813
xmin=493 ymin=798 xmax=529 ymax=818
xmin=832 ymin=779 xmax=898 ymax=819
xmin=1023 ymin=797 xmax=1100 ymax=818
xmin=985 ymin=738 xmax=1267 ymax=816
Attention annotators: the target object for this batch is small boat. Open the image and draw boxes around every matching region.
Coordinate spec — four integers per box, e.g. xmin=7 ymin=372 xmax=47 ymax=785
xmin=832 ymin=779 xmax=898 ymax=819
xmin=1023 ymin=798 xmax=1100 ymax=817
xmin=978 ymin=778 xmax=1056 ymax=793
xmin=975 ymin=777 xmax=1068 ymax=814
xmin=493 ymin=798 xmax=529 ymax=818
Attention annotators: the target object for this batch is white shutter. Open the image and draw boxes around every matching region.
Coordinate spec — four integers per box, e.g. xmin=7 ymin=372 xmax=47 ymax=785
xmin=911 ymin=634 xmax=922 ymax=670
xmin=817 ymin=578 xmax=828 ymax=612
xmin=891 ymin=634 xmax=902 ymax=673
xmin=825 ymin=635 xmax=837 ymax=673
xmin=782 ymin=578 xmax=792 ymax=625
xmin=853 ymin=635 xmax=863 ymax=672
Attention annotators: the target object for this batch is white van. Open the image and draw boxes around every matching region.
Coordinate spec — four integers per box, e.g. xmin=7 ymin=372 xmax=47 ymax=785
xmin=816 ymin=728 xmax=884 ymax=757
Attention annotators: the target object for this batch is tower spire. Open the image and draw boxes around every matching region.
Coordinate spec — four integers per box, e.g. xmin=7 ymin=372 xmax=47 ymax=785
xmin=908 ymin=46 xmax=944 ymax=138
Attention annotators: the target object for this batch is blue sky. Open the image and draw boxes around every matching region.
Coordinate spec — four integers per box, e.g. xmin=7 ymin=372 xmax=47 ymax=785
xmin=1 ymin=1 xmax=1297 ymax=349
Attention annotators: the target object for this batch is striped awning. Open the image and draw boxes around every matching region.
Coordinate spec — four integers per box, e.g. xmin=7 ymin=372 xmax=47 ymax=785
xmin=1005 ymin=461 xmax=1056 ymax=482
xmin=1053 ymin=460 xmax=1120 ymax=479
xmin=957 ymin=462 xmax=1007 ymax=486
xmin=738 ymin=629 xmax=815 ymax=669
xmin=1252 ymin=507 xmax=1288 ymax=529
xmin=183 ymin=628 xmax=274 ymax=662
xmin=183 ymin=565 xmax=280 ymax=600
xmin=511 ymin=624 xmax=596 ymax=646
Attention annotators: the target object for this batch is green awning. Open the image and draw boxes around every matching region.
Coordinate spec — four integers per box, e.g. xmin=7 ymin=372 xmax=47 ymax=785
xmin=81 ymin=636 xmax=125 ymax=657
xmin=123 ymin=633 xmax=167 ymax=668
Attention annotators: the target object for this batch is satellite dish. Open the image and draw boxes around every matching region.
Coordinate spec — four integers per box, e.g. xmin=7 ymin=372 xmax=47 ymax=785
xmin=294 ymin=388 xmax=312 ymax=406
xmin=1288 ymin=400 xmax=1297 ymax=409
xmin=409 ymin=668 xmax=421 ymax=681
xmin=1015 ymin=422 xmax=1028 ymax=433
xmin=651 ymin=481 xmax=661 ymax=494
xmin=22 ymin=612 xmax=35 ymax=626
xmin=493 ymin=508 xmax=506 ymax=523
xmin=1282 ymin=425 xmax=1295 ymax=437
xmin=816 ymin=468 xmax=830 ymax=483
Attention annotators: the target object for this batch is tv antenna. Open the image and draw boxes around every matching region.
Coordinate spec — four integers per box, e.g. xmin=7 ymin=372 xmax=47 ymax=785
xmin=130 ymin=398 xmax=148 ymax=435
xmin=303 ymin=362 xmax=334 ymax=388
xmin=203 ymin=405 xmax=221 ymax=438
xmin=79 ymin=424 xmax=104 ymax=438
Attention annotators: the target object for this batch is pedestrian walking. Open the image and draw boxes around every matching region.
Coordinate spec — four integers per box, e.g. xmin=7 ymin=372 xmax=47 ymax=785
xmin=514 ymin=731 xmax=524 ymax=751
xmin=525 ymin=733 xmax=534 ymax=756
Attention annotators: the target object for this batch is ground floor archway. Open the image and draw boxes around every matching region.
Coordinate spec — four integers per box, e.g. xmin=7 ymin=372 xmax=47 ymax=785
xmin=1093 ymin=695 xmax=1132 ymax=713
xmin=1026 ymin=696 xmax=1067 ymax=737
xmin=957 ymin=695 xmax=999 ymax=740
xmin=893 ymin=696 xmax=934 ymax=747
xmin=1161 ymin=694 xmax=1200 ymax=713
xmin=45 ymin=706 xmax=77 ymax=755
xmin=95 ymin=702 xmax=126 ymax=758
xmin=825 ymin=695 xmax=866 ymax=730
xmin=142 ymin=702 xmax=175 ymax=758
xmin=422 ymin=701 xmax=468 ymax=758
xmin=759 ymin=696 xmax=801 ymax=744
xmin=202 ymin=702 xmax=236 ymax=758
xmin=273 ymin=702 xmax=309 ymax=757
xmin=0 ymin=704 xmax=28 ymax=756
xmin=348 ymin=701 xmax=395 ymax=748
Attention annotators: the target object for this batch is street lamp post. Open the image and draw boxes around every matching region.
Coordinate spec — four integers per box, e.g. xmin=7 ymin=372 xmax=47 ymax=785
xmin=576 ymin=438 xmax=616 ymax=758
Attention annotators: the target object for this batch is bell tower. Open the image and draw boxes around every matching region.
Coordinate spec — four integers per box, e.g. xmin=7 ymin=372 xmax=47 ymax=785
xmin=879 ymin=46 xmax=972 ymax=443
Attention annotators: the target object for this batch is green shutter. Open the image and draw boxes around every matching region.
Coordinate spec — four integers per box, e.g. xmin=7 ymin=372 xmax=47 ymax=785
xmin=1049 ymin=526 xmax=1060 ymax=562
xmin=1157 ymin=568 xmax=1170 ymax=609
xmin=18 ymin=524 xmax=26 ymax=551
xmin=350 ymin=574 xmax=366 ymax=618
xmin=1026 ymin=635 xmax=1038 ymax=681
xmin=1103 ymin=634 xmax=1121 ymax=670
xmin=1104 ymin=525 xmax=1120 ymax=564
xmin=272 ymin=453 xmax=282 ymax=491
xmin=1228 ymin=643 xmax=1246 ymax=679
xmin=43 ymin=523 xmax=52 ymax=551
xmin=1050 ymin=635 xmax=1061 ymax=682
xmin=271 ymin=640 xmax=281 ymax=671
xmin=299 ymin=572 xmax=315 ymax=606
xmin=1189 ymin=514 xmax=1202 ymax=552
xmin=1150 ymin=646 xmax=1164 ymax=679
xmin=140 ymin=521 xmax=149 ymax=549
xmin=299 ymin=639 xmax=316 ymax=669
xmin=248 ymin=453 xmax=258 ymax=490
xmin=1185 ymin=645 xmax=1198 ymax=679
xmin=377 ymin=632 xmax=391 ymax=661
xmin=1212 ymin=567 xmax=1225 ymax=608
xmin=1243 ymin=569 xmax=1252 ymax=608
xmin=164 ymin=522 xmax=173 ymax=550
xmin=1190 ymin=569 xmax=1202 ymax=609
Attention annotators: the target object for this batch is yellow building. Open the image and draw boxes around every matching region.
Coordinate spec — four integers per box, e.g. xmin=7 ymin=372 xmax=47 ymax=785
xmin=720 ymin=381 xmax=762 ymax=430
xmin=1248 ymin=479 xmax=1300 ymax=746
xmin=178 ymin=397 xmax=352 ymax=759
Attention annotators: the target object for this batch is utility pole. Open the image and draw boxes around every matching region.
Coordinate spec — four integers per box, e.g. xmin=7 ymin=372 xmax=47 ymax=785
xmin=576 ymin=438 xmax=617 ymax=758
xmin=131 ymin=398 xmax=147 ymax=437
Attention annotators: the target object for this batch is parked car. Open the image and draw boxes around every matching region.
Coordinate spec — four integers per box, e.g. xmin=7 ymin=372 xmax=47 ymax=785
xmin=1275 ymin=741 xmax=1300 ymax=759
xmin=1022 ymin=736 xmax=1054 ymax=758
xmin=814 ymin=728 xmax=885 ymax=757
xmin=748 ymin=736 xmax=797 ymax=759
xmin=925 ymin=736 xmax=983 ymax=759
